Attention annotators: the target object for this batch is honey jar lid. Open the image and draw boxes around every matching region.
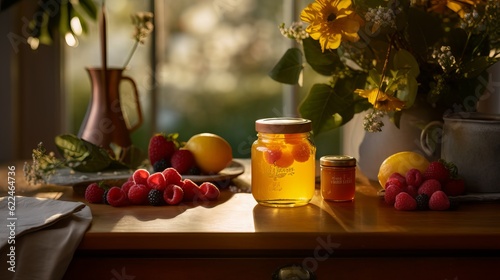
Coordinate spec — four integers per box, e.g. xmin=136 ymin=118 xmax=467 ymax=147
xmin=320 ymin=155 xmax=356 ymax=167
xmin=255 ymin=118 xmax=312 ymax=134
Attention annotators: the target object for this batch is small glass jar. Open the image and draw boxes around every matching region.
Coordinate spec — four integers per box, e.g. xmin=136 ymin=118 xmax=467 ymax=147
xmin=251 ymin=118 xmax=316 ymax=207
xmin=320 ymin=155 xmax=356 ymax=202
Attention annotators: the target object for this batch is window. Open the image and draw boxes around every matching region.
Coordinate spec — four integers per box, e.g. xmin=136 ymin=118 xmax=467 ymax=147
xmin=65 ymin=0 xmax=340 ymax=160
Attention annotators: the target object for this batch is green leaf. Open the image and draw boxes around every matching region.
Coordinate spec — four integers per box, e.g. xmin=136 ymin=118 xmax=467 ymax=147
xmin=393 ymin=49 xmax=420 ymax=77
xmin=303 ymin=37 xmax=343 ymax=76
xmin=300 ymin=74 xmax=368 ymax=135
xmin=268 ymin=48 xmax=303 ymax=84
xmin=55 ymin=134 xmax=112 ymax=172
xmin=397 ymin=75 xmax=418 ymax=108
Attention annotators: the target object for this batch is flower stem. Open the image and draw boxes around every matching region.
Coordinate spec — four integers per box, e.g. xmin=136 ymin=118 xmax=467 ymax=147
xmin=123 ymin=40 xmax=139 ymax=69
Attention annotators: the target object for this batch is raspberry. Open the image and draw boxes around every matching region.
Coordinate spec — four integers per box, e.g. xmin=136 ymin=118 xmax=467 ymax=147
xmin=424 ymin=161 xmax=450 ymax=184
xmin=148 ymin=189 xmax=165 ymax=206
xmin=394 ymin=192 xmax=417 ymax=211
xmin=121 ymin=181 xmax=135 ymax=195
xmin=415 ymin=193 xmax=430 ymax=210
xmin=418 ymin=179 xmax=441 ymax=197
xmin=181 ymin=179 xmax=202 ymax=202
xmin=291 ymin=142 xmax=310 ymax=162
xmin=163 ymin=184 xmax=184 ymax=205
xmin=384 ymin=184 xmax=402 ymax=205
xmin=162 ymin=167 xmax=183 ymax=186
xmin=385 ymin=174 xmax=407 ymax=190
xmin=128 ymin=184 xmax=150 ymax=205
xmin=405 ymin=168 xmax=424 ymax=187
xmin=133 ymin=168 xmax=150 ymax=185
xmin=107 ymin=186 xmax=129 ymax=207
xmin=85 ymin=183 xmax=105 ymax=204
xmin=406 ymin=185 xmax=419 ymax=198
xmin=153 ymin=158 xmax=170 ymax=173
xmin=147 ymin=172 xmax=167 ymax=191
xmin=199 ymin=182 xmax=220 ymax=201
xmin=264 ymin=146 xmax=282 ymax=165
xmin=170 ymin=149 xmax=196 ymax=175
xmin=429 ymin=190 xmax=450 ymax=211
xmin=442 ymin=178 xmax=465 ymax=196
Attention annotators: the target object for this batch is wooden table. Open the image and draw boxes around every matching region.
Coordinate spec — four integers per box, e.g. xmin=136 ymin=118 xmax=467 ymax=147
xmin=1 ymin=159 xmax=500 ymax=279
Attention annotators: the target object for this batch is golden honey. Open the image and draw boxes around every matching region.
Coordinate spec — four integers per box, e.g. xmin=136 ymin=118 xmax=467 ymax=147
xmin=320 ymin=155 xmax=356 ymax=202
xmin=251 ymin=118 xmax=316 ymax=207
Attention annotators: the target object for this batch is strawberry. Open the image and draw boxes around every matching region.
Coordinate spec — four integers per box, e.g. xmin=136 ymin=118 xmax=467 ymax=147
xmin=170 ymin=149 xmax=196 ymax=175
xmin=429 ymin=190 xmax=450 ymax=211
xmin=394 ymin=192 xmax=417 ymax=211
xmin=423 ymin=161 xmax=450 ymax=184
xmin=199 ymin=182 xmax=220 ymax=201
xmin=443 ymin=178 xmax=465 ymax=196
xmin=148 ymin=133 xmax=177 ymax=166
xmin=85 ymin=182 xmax=105 ymax=204
xmin=107 ymin=186 xmax=129 ymax=207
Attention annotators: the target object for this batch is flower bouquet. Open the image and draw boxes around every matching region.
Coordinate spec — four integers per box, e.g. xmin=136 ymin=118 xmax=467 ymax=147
xmin=270 ymin=0 xmax=500 ymax=134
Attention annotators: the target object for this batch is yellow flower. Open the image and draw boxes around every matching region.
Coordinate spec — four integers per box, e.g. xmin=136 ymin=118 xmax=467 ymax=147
xmin=300 ymin=0 xmax=364 ymax=52
xmin=428 ymin=0 xmax=481 ymax=18
xmin=355 ymin=88 xmax=405 ymax=112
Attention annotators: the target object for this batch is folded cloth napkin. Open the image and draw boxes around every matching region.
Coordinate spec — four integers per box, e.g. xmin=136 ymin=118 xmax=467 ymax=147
xmin=0 ymin=196 xmax=92 ymax=280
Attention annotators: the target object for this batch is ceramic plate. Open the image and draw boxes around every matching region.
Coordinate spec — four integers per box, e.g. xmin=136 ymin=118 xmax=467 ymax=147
xmin=47 ymin=160 xmax=245 ymax=186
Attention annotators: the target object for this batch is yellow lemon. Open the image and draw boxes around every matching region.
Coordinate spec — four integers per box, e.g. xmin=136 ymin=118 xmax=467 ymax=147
xmin=378 ymin=151 xmax=430 ymax=188
xmin=184 ymin=133 xmax=233 ymax=174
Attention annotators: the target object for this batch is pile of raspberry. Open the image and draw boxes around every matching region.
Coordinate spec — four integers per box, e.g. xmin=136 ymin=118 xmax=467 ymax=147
xmin=84 ymin=167 xmax=220 ymax=207
xmin=384 ymin=160 xmax=465 ymax=211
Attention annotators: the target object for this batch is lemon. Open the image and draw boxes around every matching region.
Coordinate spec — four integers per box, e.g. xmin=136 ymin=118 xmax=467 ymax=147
xmin=378 ymin=151 xmax=430 ymax=188
xmin=184 ymin=133 xmax=233 ymax=174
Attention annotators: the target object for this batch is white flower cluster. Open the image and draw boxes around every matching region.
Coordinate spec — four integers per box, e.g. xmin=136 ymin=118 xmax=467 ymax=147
xmin=131 ymin=12 xmax=154 ymax=44
xmin=279 ymin=22 xmax=309 ymax=43
xmin=363 ymin=110 xmax=385 ymax=133
xmin=364 ymin=6 xmax=396 ymax=32
xmin=432 ymin=46 xmax=457 ymax=73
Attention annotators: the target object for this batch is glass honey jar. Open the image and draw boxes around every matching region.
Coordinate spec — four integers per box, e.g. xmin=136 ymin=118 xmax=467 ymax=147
xmin=251 ymin=118 xmax=316 ymax=207
xmin=320 ymin=155 xmax=356 ymax=202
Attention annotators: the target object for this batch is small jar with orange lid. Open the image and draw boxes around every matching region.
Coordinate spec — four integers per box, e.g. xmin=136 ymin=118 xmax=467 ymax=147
xmin=251 ymin=118 xmax=316 ymax=207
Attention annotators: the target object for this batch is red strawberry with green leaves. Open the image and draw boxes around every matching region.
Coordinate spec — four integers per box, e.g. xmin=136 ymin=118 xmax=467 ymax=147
xmin=170 ymin=149 xmax=196 ymax=175
xmin=148 ymin=133 xmax=178 ymax=166
xmin=423 ymin=160 xmax=450 ymax=184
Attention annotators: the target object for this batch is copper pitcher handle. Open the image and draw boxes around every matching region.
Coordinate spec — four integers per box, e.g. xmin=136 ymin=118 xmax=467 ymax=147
xmin=121 ymin=75 xmax=143 ymax=132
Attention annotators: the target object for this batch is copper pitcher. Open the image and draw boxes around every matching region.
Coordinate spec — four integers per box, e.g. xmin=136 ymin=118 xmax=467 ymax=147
xmin=78 ymin=67 xmax=143 ymax=157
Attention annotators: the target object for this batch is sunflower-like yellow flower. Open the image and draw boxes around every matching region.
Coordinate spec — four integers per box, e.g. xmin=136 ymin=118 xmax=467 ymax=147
xmin=300 ymin=0 xmax=364 ymax=52
xmin=355 ymin=88 xmax=405 ymax=112
xmin=428 ymin=0 xmax=482 ymax=18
